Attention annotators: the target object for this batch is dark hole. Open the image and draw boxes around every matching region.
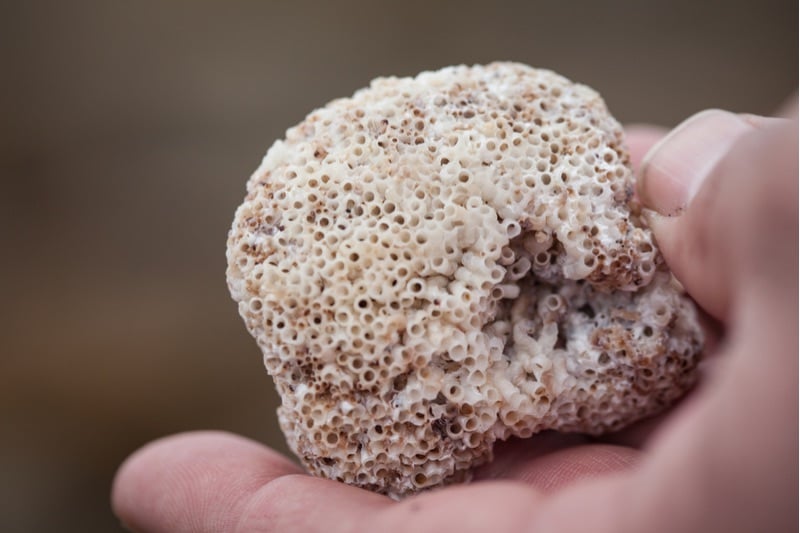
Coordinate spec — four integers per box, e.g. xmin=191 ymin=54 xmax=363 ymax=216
xmin=392 ymin=373 xmax=409 ymax=391
xmin=432 ymin=418 xmax=447 ymax=438
xmin=554 ymin=323 xmax=567 ymax=349
xmin=577 ymin=303 xmax=596 ymax=319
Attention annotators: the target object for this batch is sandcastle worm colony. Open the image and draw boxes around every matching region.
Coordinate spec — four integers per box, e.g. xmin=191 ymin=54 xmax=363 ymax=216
xmin=226 ymin=63 xmax=703 ymax=498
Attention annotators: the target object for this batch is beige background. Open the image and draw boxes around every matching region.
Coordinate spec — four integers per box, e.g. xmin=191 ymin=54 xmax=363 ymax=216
xmin=1 ymin=1 xmax=796 ymax=531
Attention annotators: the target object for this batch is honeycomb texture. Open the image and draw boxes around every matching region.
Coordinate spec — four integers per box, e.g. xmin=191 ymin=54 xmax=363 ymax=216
xmin=226 ymin=62 xmax=703 ymax=498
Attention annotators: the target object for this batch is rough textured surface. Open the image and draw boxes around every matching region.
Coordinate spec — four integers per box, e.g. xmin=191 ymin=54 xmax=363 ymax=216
xmin=226 ymin=62 xmax=703 ymax=498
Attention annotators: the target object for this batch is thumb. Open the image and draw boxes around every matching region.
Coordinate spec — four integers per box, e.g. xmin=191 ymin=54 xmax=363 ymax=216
xmin=637 ymin=109 xmax=797 ymax=322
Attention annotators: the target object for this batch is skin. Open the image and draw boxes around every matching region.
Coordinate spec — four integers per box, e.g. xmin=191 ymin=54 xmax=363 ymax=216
xmin=112 ymin=108 xmax=798 ymax=532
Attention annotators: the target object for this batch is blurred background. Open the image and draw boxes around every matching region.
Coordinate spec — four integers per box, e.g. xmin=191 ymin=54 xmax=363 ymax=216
xmin=1 ymin=0 xmax=796 ymax=530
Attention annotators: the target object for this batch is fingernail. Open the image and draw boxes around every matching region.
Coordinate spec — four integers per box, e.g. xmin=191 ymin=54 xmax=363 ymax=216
xmin=638 ymin=109 xmax=755 ymax=215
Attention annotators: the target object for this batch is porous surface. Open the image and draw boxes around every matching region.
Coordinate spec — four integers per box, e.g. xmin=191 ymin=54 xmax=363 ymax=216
xmin=226 ymin=62 xmax=703 ymax=498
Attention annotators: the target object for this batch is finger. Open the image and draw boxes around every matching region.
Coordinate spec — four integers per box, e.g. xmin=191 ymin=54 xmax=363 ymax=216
xmin=120 ymin=437 xmax=539 ymax=533
xmin=636 ymin=110 xmax=795 ymax=320
xmin=637 ymin=110 xmax=755 ymax=217
xmin=111 ymin=429 xmax=635 ymax=533
xmin=111 ymin=431 xmax=310 ymax=533
xmin=476 ymin=435 xmax=641 ymax=491
xmin=624 ymin=124 xmax=667 ymax=174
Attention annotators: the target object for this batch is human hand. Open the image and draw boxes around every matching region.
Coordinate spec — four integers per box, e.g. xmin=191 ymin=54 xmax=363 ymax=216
xmin=112 ymin=107 xmax=798 ymax=532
